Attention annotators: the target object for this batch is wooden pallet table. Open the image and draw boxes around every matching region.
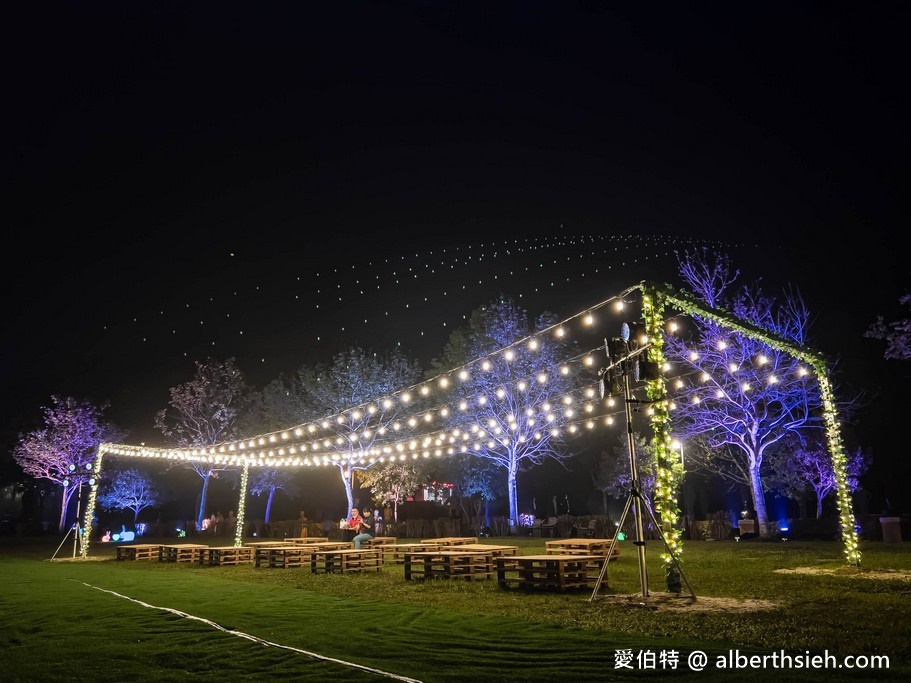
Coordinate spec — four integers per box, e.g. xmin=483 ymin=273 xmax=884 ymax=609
xmin=203 ymin=546 xmax=255 ymax=566
xmin=496 ymin=554 xmax=604 ymax=591
xmin=116 ymin=544 xmax=161 ymax=561
xmin=404 ymin=550 xmax=494 ymax=581
xmin=392 ymin=542 xmax=441 ymax=563
xmin=420 ymin=536 xmax=478 ymax=546
xmin=159 ymin=544 xmax=209 ymax=563
xmin=545 ymin=538 xmax=620 ymax=561
xmin=453 ymin=544 xmax=520 ymax=568
xmin=310 ymin=548 xmax=383 ymax=574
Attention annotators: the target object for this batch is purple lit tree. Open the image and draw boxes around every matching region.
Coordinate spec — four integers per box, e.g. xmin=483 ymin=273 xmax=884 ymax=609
xmin=154 ymin=357 xmax=252 ymax=530
xmin=12 ymin=395 xmax=126 ymax=532
xmin=258 ymin=347 xmax=423 ymax=518
xmin=248 ymin=469 xmax=299 ymax=524
xmin=96 ymin=468 xmax=161 ymax=524
xmin=663 ymin=249 xmax=838 ymax=537
xmin=432 ymin=296 xmax=579 ymax=530
xmin=865 ymin=292 xmax=911 ymax=360
xmin=765 ymin=437 xmax=870 ymax=519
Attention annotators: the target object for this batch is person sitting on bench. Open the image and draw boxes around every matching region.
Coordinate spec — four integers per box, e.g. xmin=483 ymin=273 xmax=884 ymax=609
xmin=352 ymin=507 xmax=376 ymax=549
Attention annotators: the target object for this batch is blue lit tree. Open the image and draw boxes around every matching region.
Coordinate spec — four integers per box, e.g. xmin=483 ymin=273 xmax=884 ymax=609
xmin=437 ymin=454 xmax=503 ymax=533
xmin=432 ymin=296 xmax=579 ymax=529
xmin=12 ymin=395 xmax=126 ymax=532
xmin=248 ymin=468 xmax=299 ymax=523
xmin=97 ymin=468 xmax=161 ymax=524
xmin=663 ymin=249 xmax=839 ymax=537
xmin=258 ymin=346 xmax=423 ymax=517
xmin=154 ymin=357 xmax=252 ymax=529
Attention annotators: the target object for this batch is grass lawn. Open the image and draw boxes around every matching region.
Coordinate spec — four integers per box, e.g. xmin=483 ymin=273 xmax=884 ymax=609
xmin=1 ymin=535 xmax=909 ymax=682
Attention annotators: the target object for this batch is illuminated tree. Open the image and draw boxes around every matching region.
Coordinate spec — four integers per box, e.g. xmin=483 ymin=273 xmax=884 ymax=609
xmin=765 ymin=437 xmax=869 ymax=519
xmin=358 ymin=460 xmax=430 ymax=522
xmin=664 ymin=249 xmax=831 ymax=537
xmin=96 ymin=468 xmax=161 ymax=524
xmin=437 ymin=454 xmax=503 ymax=532
xmin=248 ymin=469 xmax=299 ymax=523
xmin=12 ymin=395 xmax=125 ymax=532
xmin=592 ymin=432 xmax=656 ymax=506
xmin=865 ymin=292 xmax=911 ymax=360
xmin=259 ymin=347 xmax=423 ymax=517
xmin=154 ymin=357 xmax=252 ymax=529
xmin=432 ymin=296 xmax=579 ymax=529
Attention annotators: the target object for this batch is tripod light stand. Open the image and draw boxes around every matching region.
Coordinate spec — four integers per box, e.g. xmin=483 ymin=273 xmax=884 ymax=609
xmin=51 ymin=463 xmax=95 ymax=561
xmin=589 ymin=327 xmax=695 ymax=601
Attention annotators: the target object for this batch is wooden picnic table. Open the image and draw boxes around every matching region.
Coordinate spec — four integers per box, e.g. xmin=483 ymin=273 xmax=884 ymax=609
xmin=404 ymin=549 xmax=494 ymax=581
xmin=496 ymin=554 xmax=605 ymax=591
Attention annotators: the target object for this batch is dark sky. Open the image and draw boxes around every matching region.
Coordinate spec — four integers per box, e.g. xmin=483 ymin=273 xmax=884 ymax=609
xmin=3 ymin=2 xmax=909 ymax=509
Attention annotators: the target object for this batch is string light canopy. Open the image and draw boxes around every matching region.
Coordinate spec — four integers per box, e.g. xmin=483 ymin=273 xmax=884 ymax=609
xmin=80 ymin=281 xmax=861 ymax=568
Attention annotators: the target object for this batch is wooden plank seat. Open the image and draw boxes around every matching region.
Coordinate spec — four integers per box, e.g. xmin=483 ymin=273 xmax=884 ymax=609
xmin=404 ymin=550 xmax=494 ymax=581
xmin=496 ymin=554 xmax=605 ymax=592
xmin=203 ymin=546 xmax=255 ymax=566
xmin=310 ymin=548 xmax=383 ymax=574
xmin=159 ymin=544 xmax=208 ymax=563
xmin=116 ymin=544 xmax=161 ymax=561
xmin=392 ymin=542 xmax=442 ymax=563
xmin=545 ymin=538 xmax=620 ymax=563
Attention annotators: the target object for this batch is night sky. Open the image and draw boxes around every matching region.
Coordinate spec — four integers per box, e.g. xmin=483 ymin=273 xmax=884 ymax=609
xmin=3 ymin=2 xmax=909 ymax=511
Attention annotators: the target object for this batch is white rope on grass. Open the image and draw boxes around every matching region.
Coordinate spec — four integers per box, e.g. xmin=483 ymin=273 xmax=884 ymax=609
xmin=73 ymin=580 xmax=422 ymax=683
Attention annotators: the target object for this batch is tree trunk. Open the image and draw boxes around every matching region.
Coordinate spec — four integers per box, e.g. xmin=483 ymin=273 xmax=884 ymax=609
xmin=748 ymin=465 xmax=769 ymax=537
xmin=196 ymin=471 xmax=212 ymax=529
xmin=58 ymin=485 xmax=76 ymax=533
xmin=265 ymin=489 xmax=275 ymax=523
xmin=507 ymin=466 xmax=518 ymax=531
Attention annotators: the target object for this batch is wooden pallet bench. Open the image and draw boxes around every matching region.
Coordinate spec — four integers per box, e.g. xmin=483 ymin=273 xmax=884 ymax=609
xmin=116 ymin=544 xmax=161 ymax=561
xmin=310 ymin=548 xmax=383 ymax=574
xmin=360 ymin=536 xmax=397 ymax=561
xmin=496 ymin=554 xmax=605 ymax=591
xmin=256 ymin=545 xmax=318 ymax=568
xmin=285 ymin=536 xmax=330 ymax=545
xmin=404 ymin=550 xmax=494 ymax=581
xmin=392 ymin=542 xmax=442 ymax=563
xmin=422 ymin=537 xmax=478 ymax=547
xmin=203 ymin=546 xmax=255 ymax=566
xmin=159 ymin=544 xmax=209 ymax=563
xmin=545 ymin=538 xmax=620 ymax=562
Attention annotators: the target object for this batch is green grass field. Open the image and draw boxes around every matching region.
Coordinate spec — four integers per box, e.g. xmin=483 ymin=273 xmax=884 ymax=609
xmin=1 ymin=536 xmax=908 ymax=682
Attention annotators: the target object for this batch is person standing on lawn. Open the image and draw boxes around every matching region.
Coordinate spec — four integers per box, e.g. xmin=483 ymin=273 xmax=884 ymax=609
xmin=352 ymin=507 xmax=375 ymax=549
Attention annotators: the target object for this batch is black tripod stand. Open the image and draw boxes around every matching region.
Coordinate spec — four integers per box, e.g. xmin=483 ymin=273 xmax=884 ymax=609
xmin=51 ymin=480 xmax=85 ymax=560
xmin=589 ymin=337 xmax=695 ymax=601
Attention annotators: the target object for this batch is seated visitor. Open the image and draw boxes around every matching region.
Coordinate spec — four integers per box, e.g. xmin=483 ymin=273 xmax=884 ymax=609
xmin=352 ymin=507 xmax=376 ymax=549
